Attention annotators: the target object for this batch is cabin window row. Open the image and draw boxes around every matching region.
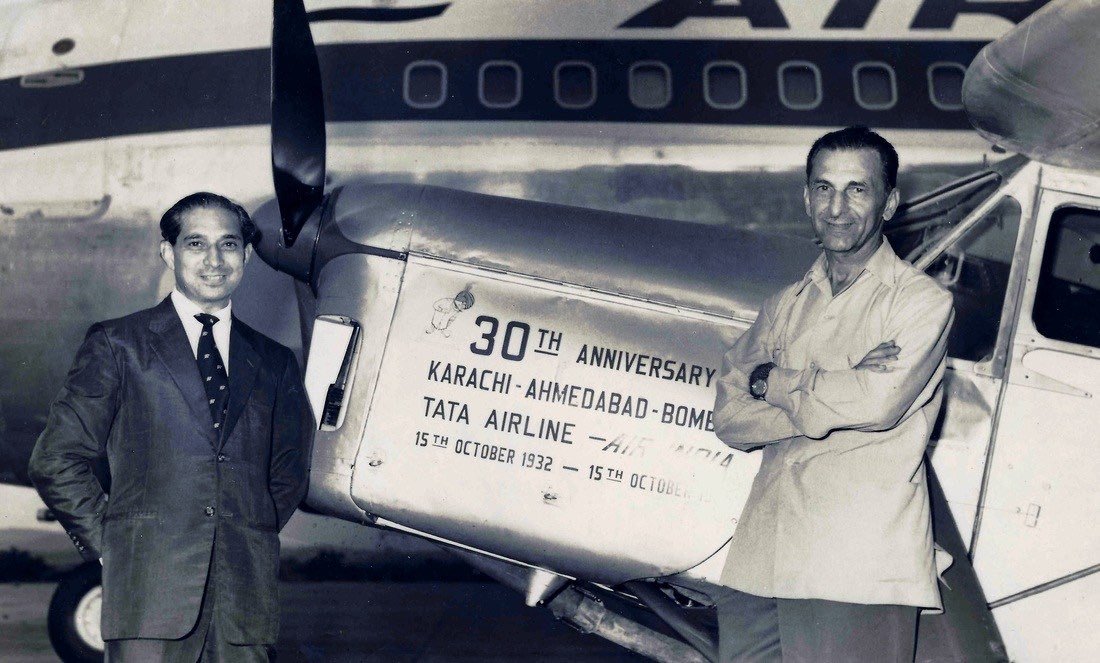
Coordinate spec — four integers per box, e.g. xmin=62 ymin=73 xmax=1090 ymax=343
xmin=402 ymin=60 xmax=968 ymax=112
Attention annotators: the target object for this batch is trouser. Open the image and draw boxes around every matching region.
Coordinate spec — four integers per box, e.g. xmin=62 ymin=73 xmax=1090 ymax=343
xmin=105 ymin=549 xmax=273 ymax=663
xmin=715 ymin=588 xmax=918 ymax=663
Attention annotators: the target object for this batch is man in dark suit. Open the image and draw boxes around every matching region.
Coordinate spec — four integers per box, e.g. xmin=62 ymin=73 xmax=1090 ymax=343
xmin=29 ymin=192 xmax=313 ymax=662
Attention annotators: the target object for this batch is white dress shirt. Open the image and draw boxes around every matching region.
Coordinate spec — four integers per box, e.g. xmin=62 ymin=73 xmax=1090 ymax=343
xmin=170 ymin=290 xmax=232 ymax=376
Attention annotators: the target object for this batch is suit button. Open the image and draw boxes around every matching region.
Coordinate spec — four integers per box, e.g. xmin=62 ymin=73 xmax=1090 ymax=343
xmin=217 ymin=454 xmax=227 ymax=463
xmin=205 ymin=506 xmax=216 ymax=517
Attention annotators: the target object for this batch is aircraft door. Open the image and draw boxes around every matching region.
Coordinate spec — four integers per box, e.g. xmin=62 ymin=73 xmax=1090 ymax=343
xmin=888 ymin=165 xmax=1035 ymax=547
xmin=971 ymin=190 xmax=1100 ymax=662
xmin=0 ymin=1 xmax=128 ymax=218
xmin=917 ymin=193 xmax=1026 ymax=546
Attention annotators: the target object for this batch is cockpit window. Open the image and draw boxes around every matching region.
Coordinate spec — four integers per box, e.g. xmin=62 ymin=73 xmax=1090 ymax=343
xmin=1033 ymin=207 xmax=1100 ymax=349
xmin=887 ymin=172 xmax=1002 ymax=263
xmin=923 ymin=197 xmax=1021 ymax=362
xmin=887 ymin=172 xmax=1020 ymax=363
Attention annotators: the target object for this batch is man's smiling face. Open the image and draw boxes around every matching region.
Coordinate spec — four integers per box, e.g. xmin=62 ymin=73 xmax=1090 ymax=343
xmin=160 ymin=206 xmax=252 ymax=313
xmin=804 ymin=148 xmax=899 ymax=258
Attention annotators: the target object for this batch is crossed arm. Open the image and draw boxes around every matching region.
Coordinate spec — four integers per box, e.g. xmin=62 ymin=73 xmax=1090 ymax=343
xmin=713 ymin=286 xmax=953 ymax=450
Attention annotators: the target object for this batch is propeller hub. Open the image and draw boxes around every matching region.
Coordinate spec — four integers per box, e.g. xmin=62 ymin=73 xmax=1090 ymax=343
xmin=253 ymin=196 xmax=322 ymax=283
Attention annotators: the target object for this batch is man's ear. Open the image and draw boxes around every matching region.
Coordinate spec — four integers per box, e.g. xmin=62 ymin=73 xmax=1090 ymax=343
xmin=243 ymin=243 xmax=253 ymax=264
xmin=159 ymin=240 xmax=175 ymax=270
xmin=803 ymin=185 xmax=812 ymax=218
xmin=882 ymin=187 xmax=901 ymax=222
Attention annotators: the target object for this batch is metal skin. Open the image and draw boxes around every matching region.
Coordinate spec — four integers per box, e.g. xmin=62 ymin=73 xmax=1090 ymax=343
xmin=252 ymin=186 xmax=824 ymax=583
xmin=258 ymin=182 xmax=821 ymax=317
xmin=245 ymin=1 xmax=1097 ymax=660
xmin=964 ymin=0 xmax=1100 ymax=170
xmin=251 ymin=168 xmax=1026 ymax=660
xmin=254 ymin=155 xmax=1100 ymax=662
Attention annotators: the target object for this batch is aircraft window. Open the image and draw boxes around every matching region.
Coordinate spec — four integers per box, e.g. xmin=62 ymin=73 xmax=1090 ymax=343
xmin=853 ymin=62 xmax=897 ymax=110
xmin=554 ymin=61 xmax=597 ymax=109
xmin=479 ymin=61 xmax=522 ymax=109
xmin=1033 ymin=207 xmax=1100 ymax=349
xmin=403 ymin=60 xmax=447 ymax=109
xmin=778 ymin=62 xmax=822 ymax=110
xmin=888 ymin=172 xmax=1002 ymax=264
xmin=927 ymin=62 xmax=966 ymax=111
xmin=52 ymin=39 xmax=75 ymax=55
xmin=920 ymin=197 xmax=1022 ymax=362
xmin=703 ymin=61 xmax=747 ymax=109
xmin=629 ymin=61 xmax=672 ymax=109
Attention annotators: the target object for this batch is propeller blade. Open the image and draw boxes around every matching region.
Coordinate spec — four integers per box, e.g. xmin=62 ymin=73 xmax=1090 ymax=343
xmin=271 ymin=0 xmax=326 ymax=247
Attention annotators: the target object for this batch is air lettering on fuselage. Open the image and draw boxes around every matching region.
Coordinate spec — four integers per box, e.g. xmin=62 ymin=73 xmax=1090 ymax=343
xmin=620 ymin=0 xmax=1049 ymax=30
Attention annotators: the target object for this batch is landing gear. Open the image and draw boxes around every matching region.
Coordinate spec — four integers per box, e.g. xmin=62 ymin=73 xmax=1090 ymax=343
xmin=47 ymin=562 xmax=104 ymax=663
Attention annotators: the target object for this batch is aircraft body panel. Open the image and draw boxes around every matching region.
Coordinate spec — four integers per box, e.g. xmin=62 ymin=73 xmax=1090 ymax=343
xmin=324 ymin=182 xmax=819 ymax=319
xmin=964 ymin=170 xmax=1100 ymax=660
xmin=0 ymin=0 xmax=1040 ymax=160
xmin=991 ymin=568 xmax=1100 ymax=662
xmin=282 ymin=156 xmax=1100 ymax=660
xmin=0 ymin=0 xmax=1046 ymax=71
xmin=0 ymin=39 xmax=992 ymax=149
xmin=345 ymin=257 xmax=761 ymax=582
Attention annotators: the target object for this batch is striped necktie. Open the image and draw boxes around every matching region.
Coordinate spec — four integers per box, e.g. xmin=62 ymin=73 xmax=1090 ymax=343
xmin=194 ymin=313 xmax=229 ymax=431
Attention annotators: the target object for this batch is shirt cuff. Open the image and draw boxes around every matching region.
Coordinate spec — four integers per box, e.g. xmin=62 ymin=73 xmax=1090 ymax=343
xmin=764 ymin=366 xmax=801 ymax=413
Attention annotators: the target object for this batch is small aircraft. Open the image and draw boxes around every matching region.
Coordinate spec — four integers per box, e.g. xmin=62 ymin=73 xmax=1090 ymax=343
xmin=3 ymin=0 xmax=1094 ymax=661
xmin=247 ymin=1 xmax=1099 ymax=661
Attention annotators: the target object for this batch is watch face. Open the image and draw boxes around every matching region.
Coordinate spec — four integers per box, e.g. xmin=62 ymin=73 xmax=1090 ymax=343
xmin=751 ymin=378 xmax=767 ymax=396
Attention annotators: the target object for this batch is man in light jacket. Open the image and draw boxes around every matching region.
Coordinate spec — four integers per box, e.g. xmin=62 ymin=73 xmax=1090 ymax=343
xmin=712 ymin=126 xmax=953 ymax=662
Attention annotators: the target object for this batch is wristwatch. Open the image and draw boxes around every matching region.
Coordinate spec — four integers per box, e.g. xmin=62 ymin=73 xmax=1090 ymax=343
xmin=749 ymin=362 xmax=776 ymax=400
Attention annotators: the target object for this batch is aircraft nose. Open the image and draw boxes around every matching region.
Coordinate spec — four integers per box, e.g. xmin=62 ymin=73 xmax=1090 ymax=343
xmin=252 ymin=197 xmax=319 ymax=283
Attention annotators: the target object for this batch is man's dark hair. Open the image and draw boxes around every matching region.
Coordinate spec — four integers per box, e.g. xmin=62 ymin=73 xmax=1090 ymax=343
xmin=806 ymin=126 xmax=899 ymax=190
xmin=159 ymin=192 xmax=258 ymax=246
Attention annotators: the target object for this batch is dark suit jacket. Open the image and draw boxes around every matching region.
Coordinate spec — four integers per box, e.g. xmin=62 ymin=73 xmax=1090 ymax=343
xmin=29 ymin=297 xmax=313 ymax=644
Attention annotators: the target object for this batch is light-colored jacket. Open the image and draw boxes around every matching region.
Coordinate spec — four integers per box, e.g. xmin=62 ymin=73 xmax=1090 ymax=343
xmin=713 ymin=240 xmax=953 ymax=609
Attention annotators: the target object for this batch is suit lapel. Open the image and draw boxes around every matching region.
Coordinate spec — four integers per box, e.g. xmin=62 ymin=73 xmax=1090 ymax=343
xmin=147 ymin=297 xmax=216 ymax=442
xmin=220 ymin=318 xmax=259 ymax=449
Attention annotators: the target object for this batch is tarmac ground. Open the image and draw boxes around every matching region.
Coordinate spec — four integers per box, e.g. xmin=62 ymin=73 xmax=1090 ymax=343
xmin=0 ymin=581 xmax=648 ymax=662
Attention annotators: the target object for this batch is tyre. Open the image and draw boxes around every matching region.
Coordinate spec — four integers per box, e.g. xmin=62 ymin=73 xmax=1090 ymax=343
xmin=47 ymin=562 xmax=104 ymax=663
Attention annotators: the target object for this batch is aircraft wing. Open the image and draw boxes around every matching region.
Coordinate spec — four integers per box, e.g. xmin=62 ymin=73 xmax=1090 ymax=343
xmin=964 ymin=0 xmax=1100 ymax=169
